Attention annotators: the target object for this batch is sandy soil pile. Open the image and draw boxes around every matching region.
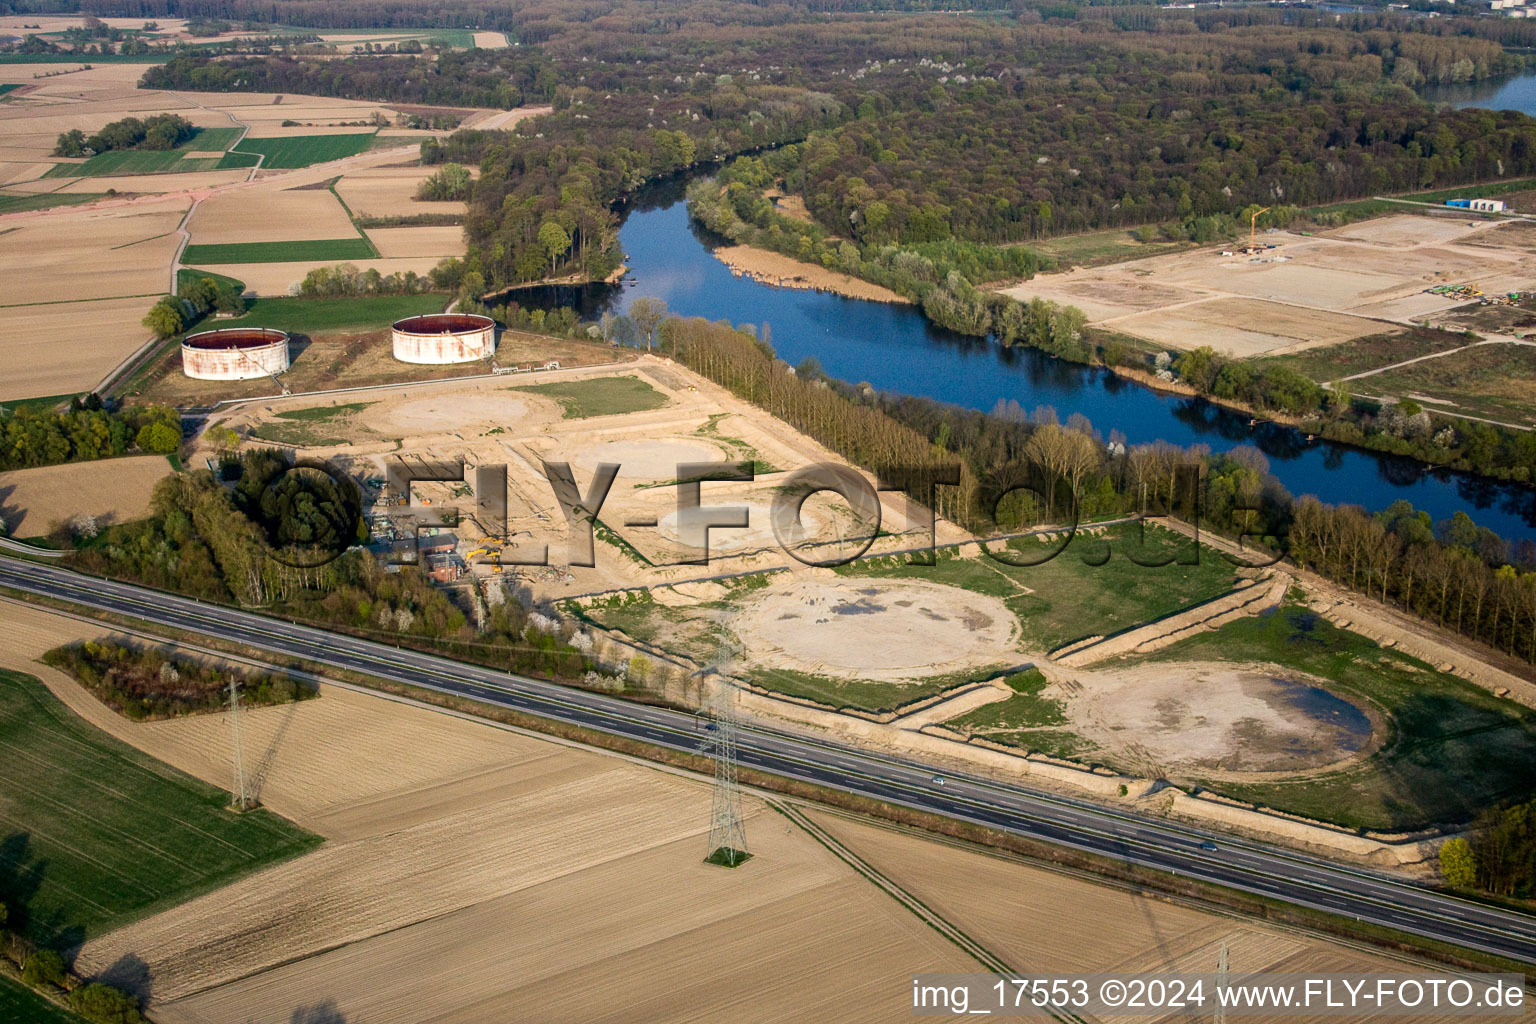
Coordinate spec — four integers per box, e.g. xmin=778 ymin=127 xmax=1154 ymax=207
xmin=731 ymin=576 xmax=1020 ymax=681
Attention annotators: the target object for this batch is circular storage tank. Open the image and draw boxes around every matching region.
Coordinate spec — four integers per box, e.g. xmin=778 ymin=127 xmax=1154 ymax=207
xmin=391 ymin=313 xmax=496 ymax=364
xmin=181 ymin=328 xmax=291 ymax=381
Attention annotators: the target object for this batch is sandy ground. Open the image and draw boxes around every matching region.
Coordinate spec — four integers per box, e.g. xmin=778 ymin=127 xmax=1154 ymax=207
xmin=0 ymin=199 xmax=185 ymax=301
xmin=731 ymin=576 xmax=1020 ymax=681
xmin=0 ymin=455 xmax=170 ymax=537
xmin=1035 ymin=661 xmax=1377 ymax=779
xmin=808 ymin=811 xmax=1472 ymax=1023
xmin=0 ymin=296 xmax=161 ymax=399
xmin=188 ymin=187 xmax=359 ymax=244
xmin=570 ymin=436 xmax=725 ymax=480
xmin=1003 ymin=215 xmax=1536 ymax=356
xmin=364 ymin=223 xmax=465 ymax=258
xmin=712 ymin=244 xmax=908 ymax=304
xmin=360 ymin=392 xmax=538 ymax=435
xmin=332 ymin=165 xmax=467 ymax=219
xmin=472 ymin=31 xmax=511 ymax=47
xmin=51 ymin=169 xmax=255 ymax=194
xmin=221 ymin=360 xmax=971 ymax=596
xmin=0 ymin=197 xmax=190 ymax=399
xmin=1111 ymin=297 xmax=1381 ymax=358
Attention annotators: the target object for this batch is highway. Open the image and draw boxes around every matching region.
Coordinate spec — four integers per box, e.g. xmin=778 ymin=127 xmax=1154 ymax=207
xmin=2 ymin=554 xmax=1534 ymax=966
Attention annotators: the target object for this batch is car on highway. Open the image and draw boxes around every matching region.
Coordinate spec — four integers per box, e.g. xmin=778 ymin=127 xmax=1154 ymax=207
xmin=1199 ymin=840 xmax=1219 ymax=852
xmin=931 ymin=775 xmax=945 ymax=786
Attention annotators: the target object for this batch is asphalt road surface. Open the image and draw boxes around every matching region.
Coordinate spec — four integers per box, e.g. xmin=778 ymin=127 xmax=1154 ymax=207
xmin=2 ymin=555 xmax=1534 ymax=966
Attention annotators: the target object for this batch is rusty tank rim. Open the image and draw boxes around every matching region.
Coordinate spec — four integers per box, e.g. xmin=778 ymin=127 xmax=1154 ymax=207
xmin=391 ymin=313 xmax=495 ymax=335
xmin=182 ymin=327 xmax=289 ymax=351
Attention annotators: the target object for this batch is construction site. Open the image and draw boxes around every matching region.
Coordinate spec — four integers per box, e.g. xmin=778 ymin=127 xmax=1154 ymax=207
xmin=1002 ymin=213 xmax=1536 ymax=359
xmin=201 ymin=356 xmax=1536 ymax=867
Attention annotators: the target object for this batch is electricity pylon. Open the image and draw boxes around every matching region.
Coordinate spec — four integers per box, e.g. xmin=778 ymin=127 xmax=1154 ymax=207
xmin=701 ymin=680 xmax=748 ymax=866
xmin=228 ymin=677 xmax=251 ymax=811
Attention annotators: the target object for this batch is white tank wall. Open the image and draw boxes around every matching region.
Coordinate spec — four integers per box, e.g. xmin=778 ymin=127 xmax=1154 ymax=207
xmin=391 ymin=319 xmax=496 ymax=364
xmin=181 ymin=334 xmax=291 ymax=381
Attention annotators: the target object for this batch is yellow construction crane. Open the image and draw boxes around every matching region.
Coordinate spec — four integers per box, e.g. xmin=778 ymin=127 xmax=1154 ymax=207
xmin=1250 ymin=207 xmax=1271 ymax=250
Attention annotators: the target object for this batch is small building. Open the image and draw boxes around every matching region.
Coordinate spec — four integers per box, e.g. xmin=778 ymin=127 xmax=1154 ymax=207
xmin=425 ymin=552 xmax=465 ymax=582
xmin=1471 ymin=198 xmax=1506 ymax=213
xmin=417 ymin=532 xmax=459 ymax=555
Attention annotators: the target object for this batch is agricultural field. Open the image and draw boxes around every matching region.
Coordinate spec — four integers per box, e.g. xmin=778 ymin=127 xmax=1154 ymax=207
xmin=42 ymin=147 xmax=254 ymax=178
xmin=0 ymin=975 xmax=85 ymax=1024
xmin=365 ymin=224 xmax=466 ymax=258
xmin=182 ymin=237 xmax=377 ymax=265
xmin=227 ymin=132 xmax=378 ymax=170
xmin=1349 ymin=342 xmax=1536 ymax=426
xmin=0 ymin=197 xmax=188 ymax=399
xmin=807 ymin=810 xmax=1461 ymax=987
xmin=0 ymin=668 xmax=321 ymax=949
xmin=332 ymin=164 xmax=468 ymax=220
xmin=187 ymin=187 xmax=360 ymax=244
xmin=0 ymin=593 xmax=1429 ymax=1024
xmin=512 ymin=375 xmax=670 ymax=418
xmin=0 ymin=454 xmax=173 ymax=537
xmin=0 ymin=295 xmax=167 ymax=401
xmin=0 ymin=191 xmax=104 ymax=214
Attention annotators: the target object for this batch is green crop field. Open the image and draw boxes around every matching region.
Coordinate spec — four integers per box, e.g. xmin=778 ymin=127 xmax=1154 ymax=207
xmin=513 ymin=376 xmax=669 ymax=418
xmin=0 ymin=669 xmax=322 ymax=950
xmin=0 ymin=974 xmax=87 ymax=1024
xmin=176 ymin=268 xmax=247 ymax=295
xmin=43 ymin=149 xmax=207 ymax=177
xmin=1134 ymin=607 xmax=1536 ymax=831
xmin=226 ymin=132 xmax=377 ymax=170
xmin=182 ymin=237 xmax=377 ymax=265
xmin=227 ymin=294 xmax=447 ymax=335
xmin=0 ymin=192 xmax=107 ymax=215
xmin=183 ymin=126 xmax=244 ymax=151
xmin=0 ymin=84 xmax=20 ymax=97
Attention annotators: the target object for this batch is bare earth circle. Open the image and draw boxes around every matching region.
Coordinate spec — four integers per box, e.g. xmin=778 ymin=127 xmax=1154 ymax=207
xmin=571 ymin=438 xmax=723 ymax=480
xmin=1063 ymin=662 xmax=1375 ymax=775
xmin=731 ymin=577 xmax=1020 ymax=682
xmin=367 ymin=394 xmax=532 ymax=435
xmin=657 ymin=498 xmax=829 ymax=555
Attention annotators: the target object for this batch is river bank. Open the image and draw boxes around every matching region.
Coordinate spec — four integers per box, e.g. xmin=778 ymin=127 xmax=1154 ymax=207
xmin=710 ymin=244 xmax=908 ymax=304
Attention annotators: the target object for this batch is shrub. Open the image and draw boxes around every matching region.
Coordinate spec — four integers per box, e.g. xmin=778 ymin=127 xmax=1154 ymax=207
xmin=21 ymin=948 xmax=66 ymax=988
xmin=68 ymin=982 xmax=145 ymax=1024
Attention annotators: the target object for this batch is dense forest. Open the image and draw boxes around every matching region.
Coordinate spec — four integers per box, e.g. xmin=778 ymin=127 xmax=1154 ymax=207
xmin=105 ymin=0 xmax=1536 ymax=301
xmin=142 ymin=49 xmax=555 ymax=110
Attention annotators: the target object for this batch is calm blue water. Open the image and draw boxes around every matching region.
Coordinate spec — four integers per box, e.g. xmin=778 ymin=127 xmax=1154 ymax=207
xmin=1422 ymin=71 xmax=1536 ymax=115
xmin=520 ymin=180 xmax=1536 ymax=540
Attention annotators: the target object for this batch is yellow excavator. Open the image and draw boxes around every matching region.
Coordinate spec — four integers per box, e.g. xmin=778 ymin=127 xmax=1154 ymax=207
xmin=464 ymin=537 xmax=507 ymax=574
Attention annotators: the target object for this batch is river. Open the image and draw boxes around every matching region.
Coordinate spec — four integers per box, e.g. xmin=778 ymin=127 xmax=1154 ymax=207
xmin=520 ymin=175 xmax=1536 ymax=541
xmin=1422 ymin=70 xmax=1536 ymax=114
